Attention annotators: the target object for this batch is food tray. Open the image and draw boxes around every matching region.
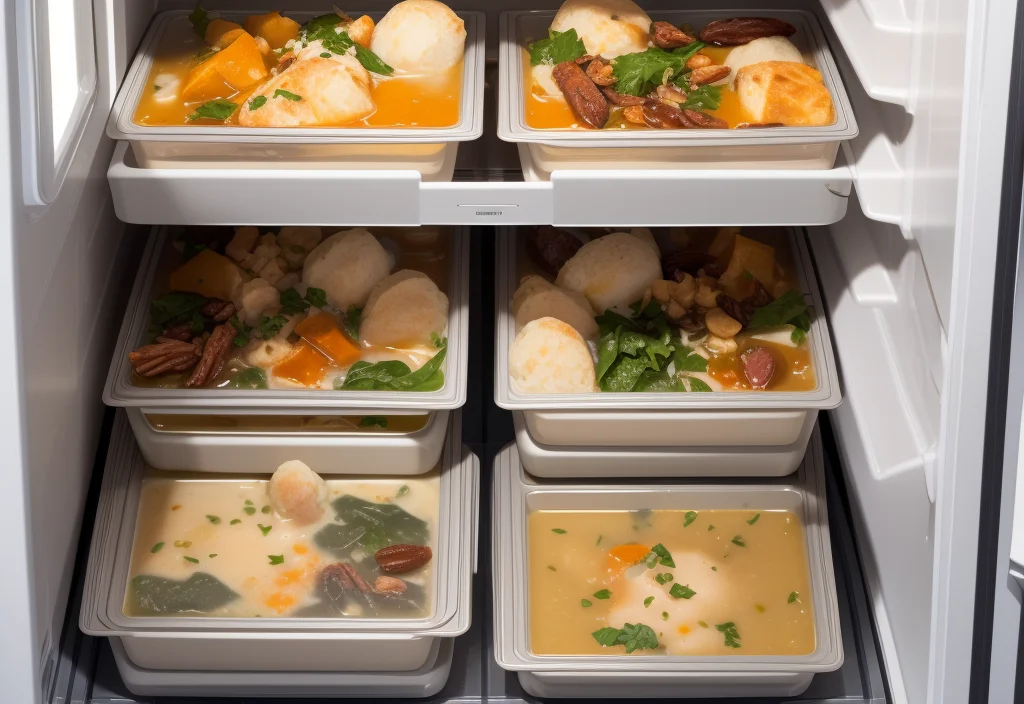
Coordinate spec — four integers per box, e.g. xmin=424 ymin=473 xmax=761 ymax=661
xmin=127 ymin=407 xmax=450 ymax=474
xmin=498 ymin=9 xmax=857 ymax=179
xmin=513 ymin=410 xmax=815 ymax=478
xmin=80 ymin=411 xmax=479 ymax=671
xmin=491 ymin=434 xmax=842 ymax=698
xmin=108 ymin=635 xmax=454 ymax=698
xmin=104 ymin=226 xmax=469 ymax=413
xmin=109 ymin=9 xmax=485 ymax=179
xmin=494 ymin=226 xmax=841 ymax=448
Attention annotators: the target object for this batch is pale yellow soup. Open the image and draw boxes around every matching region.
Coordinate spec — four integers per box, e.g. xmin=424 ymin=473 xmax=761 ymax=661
xmin=528 ymin=508 xmax=815 ymax=655
xmin=125 ymin=471 xmax=439 ymax=618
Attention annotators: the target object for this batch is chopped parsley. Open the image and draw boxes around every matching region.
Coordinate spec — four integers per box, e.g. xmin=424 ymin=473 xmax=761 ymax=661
xmin=431 ymin=332 xmax=448 ymax=349
xmin=244 ymin=506 xmax=256 ymax=516
xmin=258 ymin=524 xmax=272 ymax=536
xmin=591 ymin=623 xmax=659 ymax=653
xmin=230 ymin=519 xmax=242 ymax=525
xmin=747 ymin=513 xmax=761 ymax=525
xmin=644 ymin=596 xmax=655 ymax=607
xmin=755 ymin=604 xmax=766 ymax=613
xmin=661 ymin=611 xmax=669 ymax=621
xmin=183 ymin=556 xmax=199 ymax=564
xmin=788 ymin=591 xmax=800 ymax=604
xmin=708 ymin=524 xmax=716 ymax=532
xmin=528 ymin=28 xmax=586 ymax=66
xmin=552 ymin=528 xmax=567 ymax=534
xmin=654 ymin=573 xmax=674 ymax=585
xmin=716 ymin=622 xmax=742 ymax=648
xmin=547 ymin=565 xmax=556 ymax=571
xmin=206 ymin=515 xmax=221 ymax=524
xmin=731 ymin=536 xmax=746 ymax=547
xmin=669 ymin=583 xmax=696 ymax=599
xmin=698 ymin=620 xmax=708 ymax=628
xmin=262 ymin=505 xmax=272 ymax=514
xmin=712 ymin=566 xmax=718 ymax=571
xmin=593 ymin=589 xmax=612 ymax=600
xmin=187 ymin=99 xmax=237 ymax=121
xmin=650 ymin=543 xmax=675 ymax=568
xmin=268 ymin=554 xmax=285 ymax=565
xmin=208 ymin=554 xmax=218 ymax=558
xmin=684 ymin=511 xmax=698 ymax=527
xmin=320 ymin=52 xmax=332 ymax=58
xmin=581 ymin=599 xmax=593 ymax=608
xmin=249 ymin=95 xmax=268 ymax=111
xmin=274 ymin=89 xmax=302 ymax=101
xmin=596 ymin=535 xmax=603 ymax=546
xmin=173 ymin=540 xmax=192 ymax=548
xmin=150 ymin=542 xmax=165 ymax=553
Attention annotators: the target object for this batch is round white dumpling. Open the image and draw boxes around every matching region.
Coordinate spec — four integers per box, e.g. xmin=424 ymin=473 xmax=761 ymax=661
xmin=555 ymin=232 xmax=661 ymax=315
xmin=549 ymin=0 xmax=652 ymax=59
xmin=723 ymin=36 xmax=804 ymax=86
xmin=509 ymin=317 xmax=596 ymax=394
xmin=360 ymin=270 xmax=449 ymax=348
xmin=268 ymin=460 xmax=328 ymax=525
xmin=371 ymin=0 xmax=467 ymax=74
xmin=512 ymin=275 xmax=598 ymax=340
xmin=302 ymin=228 xmax=394 ymax=310
xmin=531 ymin=64 xmax=564 ymax=99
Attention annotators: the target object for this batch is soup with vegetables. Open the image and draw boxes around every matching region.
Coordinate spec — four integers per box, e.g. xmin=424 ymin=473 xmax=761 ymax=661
xmin=125 ymin=460 xmax=438 ymax=618
xmin=528 ymin=508 xmax=814 ymax=655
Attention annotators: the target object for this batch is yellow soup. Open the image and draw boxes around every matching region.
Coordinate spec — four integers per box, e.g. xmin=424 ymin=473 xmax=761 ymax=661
xmin=528 ymin=509 xmax=815 ymax=655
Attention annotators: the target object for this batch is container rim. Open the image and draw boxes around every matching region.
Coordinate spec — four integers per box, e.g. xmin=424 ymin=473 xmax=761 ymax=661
xmin=491 ymin=432 xmax=844 ymax=673
xmin=81 ymin=410 xmax=475 ymax=636
xmin=104 ymin=225 xmax=469 ymax=411
xmin=497 ymin=9 xmax=858 ymax=148
xmin=108 ymin=9 xmax=485 ymax=144
xmin=494 ymin=226 xmax=843 ymax=410
xmin=130 ymin=407 xmax=441 ymax=438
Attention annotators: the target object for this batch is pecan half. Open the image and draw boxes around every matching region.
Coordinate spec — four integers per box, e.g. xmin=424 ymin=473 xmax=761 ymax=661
xmin=602 ymin=87 xmax=646 ymax=107
xmin=681 ymin=109 xmax=728 ymax=129
xmin=585 ymin=56 xmax=616 ymax=86
xmin=374 ymin=544 xmax=433 ymax=574
xmin=340 ymin=563 xmax=373 ymax=593
xmin=526 ymin=226 xmax=583 ymax=275
xmin=185 ymin=323 xmax=234 ymax=388
xmin=651 ymin=21 xmax=698 ymax=49
xmin=641 ymin=101 xmax=690 ymax=129
xmin=374 ymin=576 xmax=407 ymax=595
xmin=200 ymin=299 xmax=236 ymax=322
xmin=688 ymin=65 xmax=730 ymax=88
xmin=162 ymin=322 xmax=195 ymax=341
xmin=553 ymin=60 xmax=610 ymax=128
xmin=698 ymin=17 xmax=797 ymax=46
xmin=129 ymin=339 xmax=201 ymax=377
xmin=574 ymin=54 xmax=596 ymax=65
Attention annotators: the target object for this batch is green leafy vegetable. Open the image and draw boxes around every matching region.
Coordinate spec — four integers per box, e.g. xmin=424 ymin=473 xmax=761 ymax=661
xmin=151 ymin=542 xmax=165 ymax=553
xmin=229 ymin=315 xmax=252 ymax=347
xmin=245 ymin=500 xmax=253 ymax=505
xmin=731 ymin=536 xmax=746 ymax=547
xmin=592 ymin=627 xmax=621 ymax=647
xmin=644 ymin=596 xmax=655 ymax=607
xmin=320 ymin=52 xmax=332 ymax=58
xmin=552 ymin=528 xmax=567 ymax=534
xmin=528 ymin=28 xmax=586 ymax=66
xmin=258 ymin=524 xmax=272 ymax=536
xmin=712 ymin=566 xmax=717 ymax=571
xmin=274 ymin=89 xmax=302 ymax=102
xmin=601 ymin=354 xmax=651 ymax=392
xmin=359 ymin=416 xmax=388 ymax=428
xmin=674 ymin=345 xmax=708 ymax=373
xmin=650 ymin=543 xmax=675 ymax=568
xmin=788 ymin=591 xmax=799 ymax=604
xmin=343 ymin=306 xmax=361 ymax=339
xmin=278 ymin=288 xmax=307 ymax=316
xmin=747 ymin=513 xmax=761 ymax=525
xmin=662 ymin=611 xmax=669 ymax=621
xmin=716 ymin=622 xmax=742 ymax=648
xmin=596 ymin=535 xmax=603 ymax=546
xmin=305 ymin=287 xmax=328 ymax=309
xmin=230 ymin=519 xmax=241 ymax=525
xmin=249 ymin=95 xmax=268 ymax=111
xmin=129 ymin=573 xmax=238 ymax=615
xmin=596 ymin=328 xmax=621 ymax=382
xmin=258 ymin=315 xmax=287 ymax=340
xmin=683 ymin=511 xmax=698 ymax=527
xmin=698 ymin=620 xmax=709 ymax=628
xmin=314 ymin=495 xmax=429 ymax=558
xmin=581 ymin=599 xmax=593 ymax=608
xmin=755 ymin=603 xmax=766 ymax=613
xmin=610 ymin=42 xmax=706 ymax=97
xmin=670 ymin=583 xmax=696 ymax=599
xmin=748 ymin=290 xmax=812 ymax=331
xmin=151 ymin=292 xmax=208 ymax=328
xmin=593 ymin=589 xmax=612 ymax=600
xmin=431 ymin=332 xmax=448 ymax=349
xmin=340 ymin=348 xmax=446 ymax=392
xmin=655 ymin=573 xmax=674 ymax=585
xmin=262 ymin=505 xmax=272 ymax=514
xmin=678 ymin=84 xmax=722 ymax=111
xmin=225 ymin=367 xmax=268 ymax=389
xmin=386 ymin=347 xmax=447 ymax=390
xmin=187 ymin=5 xmax=211 ymax=37
xmin=352 ymin=43 xmax=394 ymax=75
xmin=183 ymin=556 xmax=199 ymax=564
xmin=244 ymin=506 xmax=256 ymax=516
xmin=592 ymin=623 xmax=660 ymax=653
xmin=188 ymin=99 xmax=238 ymax=121
xmin=209 ymin=554 xmax=217 ymax=558
xmin=268 ymin=554 xmax=284 ymax=565
xmin=206 ymin=515 xmax=221 ymax=525
xmin=708 ymin=525 xmax=716 ymax=532
xmin=683 ymin=377 xmax=713 ymax=392
xmin=791 ymin=327 xmax=807 ymax=345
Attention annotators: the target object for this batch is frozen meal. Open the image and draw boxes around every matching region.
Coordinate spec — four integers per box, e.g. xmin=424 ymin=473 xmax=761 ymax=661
xmin=127 ymin=226 xmax=450 ymax=391
xmin=135 ymin=2 xmax=465 ymax=129
xmin=125 ymin=459 xmax=438 ymax=618
xmin=529 ymin=508 xmax=814 ymax=655
xmin=509 ymin=226 xmax=816 ymax=394
xmin=523 ymin=0 xmax=835 ymax=132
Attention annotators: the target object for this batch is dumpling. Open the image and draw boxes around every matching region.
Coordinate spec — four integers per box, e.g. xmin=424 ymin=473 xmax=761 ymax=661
xmin=303 ymin=228 xmax=395 ymax=310
xmin=531 ymin=64 xmax=565 ymax=99
xmin=549 ymin=0 xmax=651 ymax=59
xmin=360 ymin=270 xmax=449 ymax=347
xmin=509 ymin=317 xmax=596 ymax=394
xmin=370 ymin=0 xmax=467 ymax=74
xmin=268 ymin=460 xmax=328 ymax=525
xmin=734 ymin=61 xmax=834 ymax=126
xmin=555 ymin=232 xmax=661 ymax=315
xmin=238 ymin=42 xmax=375 ymax=127
xmin=511 ymin=275 xmax=598 ymax=340
xmin=722 ymin=36 xmax=804 ymax=87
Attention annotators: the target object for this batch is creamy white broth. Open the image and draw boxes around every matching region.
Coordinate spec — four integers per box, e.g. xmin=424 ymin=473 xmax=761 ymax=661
xmin=124 ymin=471 xmax=439 ymax=618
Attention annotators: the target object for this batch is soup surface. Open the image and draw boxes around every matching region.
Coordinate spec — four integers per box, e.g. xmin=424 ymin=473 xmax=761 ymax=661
xmin=125 ymin=472 xmax=439 ymax=618
xmin=528 ymin=508 xmax=815 ymax=655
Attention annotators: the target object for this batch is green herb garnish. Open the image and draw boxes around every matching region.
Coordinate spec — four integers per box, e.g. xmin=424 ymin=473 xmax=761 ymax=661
xmin=651 ymin=543 xmax=675 ymax=568
xmin=716 ymin=622 xmax=741 ymax=648
xmin=552 ymin=528 xmax=567 ymax=534
xmin=611 ymin=42 xmax=706 ymax=97
xmin=661 ymin=611 xmax=669 ymax=621
xmin=731 ymin=536 xmax=746 ymax=547
xmin=258 ymin=314 xmax=288 ymax=340
xmin=591 ymin=623 xmax=659 ymax=653
xmin=528 ymin=28 xmax=586 ymax=66
xmin=747 ymin=513 xmax=761 ymax=525
xmin=359 ymin=416 xmax=388 ymax=428
xmin=698 ymin=620 xmax=708 ymax=628
xmin=669 ymin=583 xmax=696 ymax=599
xmin=396 ymin=485 xmax=410 ymax=498
xmin=245 ymin=500 xmax=254 ymax=505
xmin=320 ymin=52 xmax=332 ymax=58
xmin=173 ymin=540 xmax=192 ymax=548
xmin=187 ymin=99 xmax=237 ymax=121
xmin=258 ymin=524 xmax=272 ymax=536
xmin=683 ymin=511 xmax=698 ymax=527
xmin=244 ymin=506 xmax=256 ymax=516
xmin=151 ymin=542 xmax=165 ymax=553
xmin=230 ymin=519 xmax=241 ymax=525
xmin=548 ymin=565 xmax=557 ymax=571
xmin=274 ymin=89 xmax=302 ymax=101
xmin=343 ymin=305 xmax=361 ymax=339
xmin=183 ymin=556 xmax=199 ymax=564
xmin=593 ymin=589 xmax=612 ymax=600
xmin=748 ymin=290 xmax=812 ymax=332
xmin=187 ymin=4 xmax=211 ymax=37
xmin=431 ymin=332 xmax=448 ymax=349
xmin=655 ymin=573 xmax=674 ymax=585
xmin=644 ymin=596 xmax=655 ymax=607
xmin=581 ymin=599 xmax=593 ymax=608
xmin=249 ymin=95 xmax=268 ymax=111
xmin=262 ymin=505 xmax=272 ymax=514
xmin=209 ymin=554 xmax=217 ymax=558
xmin=788 ymin=591 xmax=799 ymax=604
xmin=708 ymin=524 xmax=716 ymax=532
xmin=268 ymin=554 xmax=284 ymax=565
xmin=755 ymin=604 xmax=766 ymax=613
xmin=206 ymin=515 xmax=221 ymax=525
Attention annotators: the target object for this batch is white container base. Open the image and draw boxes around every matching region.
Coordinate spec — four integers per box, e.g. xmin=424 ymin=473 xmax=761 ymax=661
xmin=127 ymin=408 xmax=450 ymax=474
xmin=522 ymin=409 xmax=812 ymax=447
xmin=110 ymin=637 xmax=453 ymax=698
xmin=517 ymin=669 xmax=813 ymax=699
xmin=514 ymin=411 xmax=815 ymax=478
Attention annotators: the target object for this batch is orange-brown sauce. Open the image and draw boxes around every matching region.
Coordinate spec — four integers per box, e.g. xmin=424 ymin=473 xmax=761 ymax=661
xmin=707 ymin=338 xmax=815 ymax=392
xmin=134 ymin=18 xmax=461 ymax=128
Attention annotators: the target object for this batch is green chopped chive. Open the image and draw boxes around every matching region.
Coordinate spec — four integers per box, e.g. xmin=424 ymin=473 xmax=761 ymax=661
xmin=645 ymin=551 xmax=659 ymax=569
xmin=206 ymin=515 xmax=221 ymax=524
xmin=150 ymin=542 xmax=165 ymax=553
xmin=650 ymin=543 xmax=675 ymax=568
xmin=698 ymin=620 xmax=708 ymax=628
xmin=731 ymin=536 xmax=746 ymax=547
xmin=209 ymin=554 xmax=218 ymax=558
xmin=593 ymin=589 xmax=612 ymax=600
xmin=669 ymin=583 xmax=696 ymax=599
xmin=552 ymin=528 xmax=567 ymax=534
xmin=173 ymin=540 xmax=192 ymax=548
xmin=244 ymin=506 xmax=256 ymax=515
xmin=261 ymin=505 xmax=272 ymax=514
xmin=183 ymin=556 xmax=199 ymax=564
xmin=581 ymin=599 xmax=593 ymax=608
xmin=788 ymin=591 xmax=799 ymax=604
xmin=644 ymin=596 xmax=655 ymax=607
xmin=320 ymin=51 xmax=332 ymax=58
xmin=258 ymin=524 xmax=272 ymax=536
xmin=547 ymin=565 xmax=556 ymax=571
xmin=755 ymin=604 xmax=766 ymax=613
xmin=230 ymin=519 xmax=242 ymax=525
xmin=274 ymin=88 xmax=302 ymax=101
xmin=708 ymin=525 xmax=716 ymax=532
xmin=747 ymin=513 xmax=761 ymax=525
xmin=684 ymin=511 xmax=698 ymax=527
xmin=661 ymin=611 xmax=669 ymax=621
xmin=268 ymin=554 xmax=284 ymax=565
xmin=654 ymin=573 xmax=674 ymax=585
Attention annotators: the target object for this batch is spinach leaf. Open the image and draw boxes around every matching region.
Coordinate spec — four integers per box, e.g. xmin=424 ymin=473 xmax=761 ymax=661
xmin=528 ymin=28 xmax=587 ymax=66
xmin=343 ymin=306 xmax=362 ymax=339
xmin=187 ymin=4 xmax=211 ymax=37
xmin=386 ymin=347 xmax=446 ymax=390
xmin=634 ymin=368 xmax=681 ymax=392
xmin=150 ymin=292 xmax=208 ymax=327
xmin=407 ymin=368 xmax=445 ymax=392
xmin=314 ymin=495 xmax=429 ymax=557
xmin=596 ymin=309 xmax=640 ymax=337
xmin=187 ymin=99 xmax=237 ymax=121
xmin=673 ymin=345 xmax=708 ymax=373
xmin=612 ymin=47 xmax=683 ymax=96
xmin=225 ymin=367 xmax=268 ymax=389
xmin=748 ymin=290 xmax=811 ymax=331
xmin=129 ymin=573 xmax=238 ymax=615
xmin=600 ymin=355 xmax=651 ymax=392
xmin=342 ymin=360 xmax=413 ymax=388
xmin=618 ymin=622 xmax=660 ymax=653
xmin=596 ymin=328 xmax=621 ymax=382
xmin=353 ymin=43 xmax=394 ymax=75
xmin=683 ymin=377 xmax=713 ymax=392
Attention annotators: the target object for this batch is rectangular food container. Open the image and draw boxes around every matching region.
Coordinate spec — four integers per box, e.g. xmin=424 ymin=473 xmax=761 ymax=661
xmin=498 ymin=9 xmax=857 ymax=180
xmin=109 ymin=10 xmax=485 ymax=181
xmin=105 ymin=226 xmax=469 ymax=414
xmin=127 ymin=408 xmax=450 ymax=474
xmin=513 ymin=410 xmax=815 ymax=478
xmin=81 ymin=410 xmax=479 ymax=672
xmin=495 ymin=226 xmax=841 ymax=466
xmin=491 ymin=433 xmax=842 ymax=699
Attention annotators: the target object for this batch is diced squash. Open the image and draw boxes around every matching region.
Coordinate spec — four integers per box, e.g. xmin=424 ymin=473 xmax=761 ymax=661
xmin=294 ymin=311 xmax=362 ymax=367
xmin=182 ymin=32 xmax=269 ymax=103
xmin=272 ymin=341 xmax=330 ymax=387
xmin=205 ymin=19 xmax=244 ymax=49
xmin=168 ymin=249 xmax=244 ymax=301
xmin=718 ymin=235 xmax=776 ymax=300
xmin=244 ymin=11 xmax=301 ymax=50
xmin=348 ymin=15 xmax=375 ymax=48
xmin=708 ymin=226 xmax=740 ymax=262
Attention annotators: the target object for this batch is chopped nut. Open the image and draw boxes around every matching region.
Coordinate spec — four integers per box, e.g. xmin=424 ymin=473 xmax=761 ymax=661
xmin=704 ymin=334 xmax=739 ymax=355
xmin=348 ymin=15 xmax=375 ymax=48
xmin=651 ymin=279 xmax=672 ymax=303
xmin=374 ymin=575 xmax=407 ymax=595
xmin=695 ymin=283 xmax=720 ymax=308
xmin=666 ymin=299 xmax=686 ymax=320
xmin=686 ymin=54 xmax=713 ymax=69
xmin=672 ymin=273 xmax=696 ymax=309
xmin=689 ymin=65 xmax=731 ymax=88
xmin=128 ymin=339 xmax=201 ymax=377
xmin=651 ymin=21 xmax=698 ymax=49
xmin=705 ymin=307 xmax=743 ymax=338
xmin=185 ymin=323 xmax=234 ymax=388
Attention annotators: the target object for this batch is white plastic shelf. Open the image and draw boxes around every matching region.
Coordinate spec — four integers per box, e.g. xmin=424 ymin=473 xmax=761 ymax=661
xmin=108 ymin=141 xmax=852 ymax=227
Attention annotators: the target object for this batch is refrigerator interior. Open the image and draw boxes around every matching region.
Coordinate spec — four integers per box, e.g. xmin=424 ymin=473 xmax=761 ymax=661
xmin=0 ymin=0 xmax=1020 ymax=702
